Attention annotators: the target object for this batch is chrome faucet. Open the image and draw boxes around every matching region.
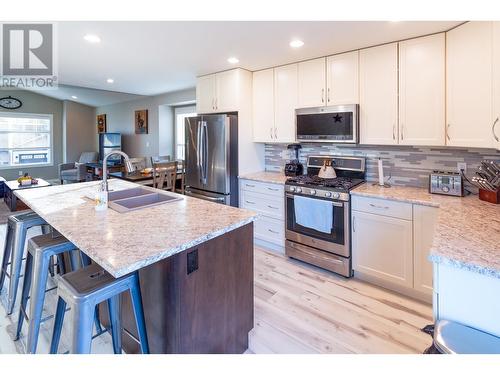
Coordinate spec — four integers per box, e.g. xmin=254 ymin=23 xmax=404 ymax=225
xmin=102 ymin=150 xmax=134 ymax=192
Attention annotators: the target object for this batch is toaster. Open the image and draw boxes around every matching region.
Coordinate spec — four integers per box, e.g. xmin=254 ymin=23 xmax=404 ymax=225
xmin=429 ymin=171 xmax=464 ymax=197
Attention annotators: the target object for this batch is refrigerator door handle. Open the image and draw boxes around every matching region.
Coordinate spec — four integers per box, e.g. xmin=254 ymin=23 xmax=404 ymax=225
xmin=201 ymin=121 xmax=208 ymax=185
xmin=196 ymin=121 xmax=202 ymax=183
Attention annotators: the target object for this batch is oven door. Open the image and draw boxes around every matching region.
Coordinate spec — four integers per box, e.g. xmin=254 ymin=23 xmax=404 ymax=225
xmin=285 ymin=193 xmax=350 ymax=257
xmin=296 ymin=104 xmax=358 ymax=143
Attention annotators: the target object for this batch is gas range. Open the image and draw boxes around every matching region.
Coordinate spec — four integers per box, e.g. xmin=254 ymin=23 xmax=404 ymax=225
xmin=285 ymin=156 xmax=366 ymax=201
xmin=286 ymin=175 xmax=365 ymax=201
xmin=284 ymin=155 xmax=366 ymax=278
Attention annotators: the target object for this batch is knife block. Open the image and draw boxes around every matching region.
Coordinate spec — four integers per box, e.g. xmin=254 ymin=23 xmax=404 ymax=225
xmin=479 ymin=188 xmax=500 ymax=204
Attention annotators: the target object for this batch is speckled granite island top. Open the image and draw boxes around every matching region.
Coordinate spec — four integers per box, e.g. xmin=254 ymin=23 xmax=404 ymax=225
xmin=351 ymin=184 xmax=500 ymax=278
xmin=239 ymin=171 xmax=288 ymax=185
xmin=14 ymin=179 xmax=258 ymax=278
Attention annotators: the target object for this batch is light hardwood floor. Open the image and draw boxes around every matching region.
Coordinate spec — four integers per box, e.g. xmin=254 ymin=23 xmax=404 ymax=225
xmin=251 ymin=247 xmax=433 ymax=354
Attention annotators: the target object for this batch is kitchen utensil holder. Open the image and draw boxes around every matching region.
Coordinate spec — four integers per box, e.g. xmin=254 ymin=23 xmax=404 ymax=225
xmin=478 ymin=188 xmax=500 ymax=204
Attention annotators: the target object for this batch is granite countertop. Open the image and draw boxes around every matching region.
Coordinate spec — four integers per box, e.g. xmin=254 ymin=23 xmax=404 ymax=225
xmin=15 ymin=179 xmax=258 ymax=277
xmin=351 ymin=184 xmax=500 ymax=278
xmin=239 ymin=171 xmax=288 ymax=185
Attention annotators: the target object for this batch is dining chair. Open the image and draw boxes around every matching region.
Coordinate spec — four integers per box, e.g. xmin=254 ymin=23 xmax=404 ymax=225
xmin=176 ymin=160 xmax=185 ymax=195
xmin=128 ymin=157 xmax=148 ymax=172
xmin=150 ymin=155 xmax=171 ymax=166
xmin=152 ymin=161 xmax=178 ymax=191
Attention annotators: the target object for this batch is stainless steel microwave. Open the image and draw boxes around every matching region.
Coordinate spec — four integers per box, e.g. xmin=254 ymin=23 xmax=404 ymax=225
xmin=296 ymin=104 xmax=359 ymax=143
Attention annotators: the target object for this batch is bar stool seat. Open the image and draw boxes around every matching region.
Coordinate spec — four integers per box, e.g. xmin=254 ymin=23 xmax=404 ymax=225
xmin=434 ymin=320 xmax=500 ymax=354
xmin=0 ymin=211 xmax=49 ymax=315
xmin=50 ymin=263 xmax=149 ymax=354
xmin=15 ymin=233 xmax=80 ymax=354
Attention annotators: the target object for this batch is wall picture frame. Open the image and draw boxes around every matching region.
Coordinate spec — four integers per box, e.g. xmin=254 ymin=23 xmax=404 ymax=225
xmin=97 ymin=114 xmax=107 ymax=133
xmin=135 ymin=109 xmax=148 ymax=134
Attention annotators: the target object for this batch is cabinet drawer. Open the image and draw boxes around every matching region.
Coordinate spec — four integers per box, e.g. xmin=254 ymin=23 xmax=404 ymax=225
xmin=255 ymin=216 xmax=285 ymax=246
xmin=240 ymin=179 xmax=284 ymax=198
xmin=241 ymin=190 xmax=284 ymax=220
xmin=351 ymin=195 xmax=412 ymax=220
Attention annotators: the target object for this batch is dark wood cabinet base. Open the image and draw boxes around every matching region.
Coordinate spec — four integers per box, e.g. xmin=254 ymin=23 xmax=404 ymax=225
xmin=102 ymin=223 xmax=254 ymax=354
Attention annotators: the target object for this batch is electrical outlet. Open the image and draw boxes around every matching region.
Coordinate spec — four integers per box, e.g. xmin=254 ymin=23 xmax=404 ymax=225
xmin=18 ymin=170 xmax=23 ymax=176
xmin=457 ymin=162 xmax=467 ymax=173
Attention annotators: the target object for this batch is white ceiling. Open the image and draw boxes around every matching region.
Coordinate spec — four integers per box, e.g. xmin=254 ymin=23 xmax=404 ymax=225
xmin=55 ymin=21 xmax=463 ymax=103
xmin=29 ymin=84 xmax=146 ymax=107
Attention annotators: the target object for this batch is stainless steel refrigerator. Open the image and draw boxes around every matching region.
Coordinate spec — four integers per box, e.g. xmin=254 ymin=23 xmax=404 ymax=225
xmin=184 ymin=114 xmax=238 ymax=206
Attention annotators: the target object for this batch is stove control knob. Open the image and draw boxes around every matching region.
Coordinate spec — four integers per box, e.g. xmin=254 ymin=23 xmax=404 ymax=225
xmin=324 ymin=192 xmax=332 ymax=198
xmin=332 ymin=192 xmax=340 ymax=199
xmin=296 ymin=187 xmax=302 ymax=193
xmin=290 ymin=186 xmax=296 ymax=192
xmin=310 ymin=189 xmax=316 ymax=195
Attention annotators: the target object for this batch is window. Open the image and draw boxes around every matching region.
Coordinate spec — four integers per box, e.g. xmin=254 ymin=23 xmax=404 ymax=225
xmin=0 ymin=112 xmax=53 ymax=168
xmin=174 ymin=106 xmax=196 ymax=160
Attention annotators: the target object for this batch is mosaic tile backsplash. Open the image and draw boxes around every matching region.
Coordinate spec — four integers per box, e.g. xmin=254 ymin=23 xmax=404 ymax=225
xmin=265 ymin=143 xmax=500 ymax=188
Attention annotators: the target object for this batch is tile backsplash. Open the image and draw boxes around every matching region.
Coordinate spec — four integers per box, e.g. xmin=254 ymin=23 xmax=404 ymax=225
xmin=265 ymin=143 xmax=500 ymax=188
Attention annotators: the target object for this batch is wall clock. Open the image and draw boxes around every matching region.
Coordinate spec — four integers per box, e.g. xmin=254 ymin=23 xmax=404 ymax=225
xmin=0 ymin=96 xmax=23 ymax=110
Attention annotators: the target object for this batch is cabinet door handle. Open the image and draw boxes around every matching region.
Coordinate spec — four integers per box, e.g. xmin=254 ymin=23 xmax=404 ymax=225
xmin=492 ymin=117 xmax=499 ymax=142
xmin=268 ymin=229 xmax=279 ymax=234
xmin=392 ymin=124 xmax=396 ymax=141
xmin=401 ymin=124 xmax=404 ymax=141
xmin=327 ymin=88 xmax=330 ymax=103
xmin=267 ymin=187 xmax=279 ymax=191
xmin=321 ymin=88 xmax=325 ymax=103
xmin=274 ymin=127 xmax=277 ymax=139
xmin=267 ymin=205 xmax=278 ymax=210
xmin=352 ymin=216 xmax=356 ymax=233
xmin=212 ymin=98 xmax=215 ymax=110
xmin=245 ymin=184 xmax=255 ymax=188
xmin=245 ymin=200 xmax=256 ymax=205
xmin=446 ymin=124 xmax=451 ymax=141
xmin=369 ymin=203 xmax=389 ymax=210
xmin=270 ymin=127 xmax=273 ymax=139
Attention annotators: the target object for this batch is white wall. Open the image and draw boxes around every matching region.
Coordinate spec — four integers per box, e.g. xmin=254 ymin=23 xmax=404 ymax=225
xmin=96 ymin=88 xmax=195 ymax=158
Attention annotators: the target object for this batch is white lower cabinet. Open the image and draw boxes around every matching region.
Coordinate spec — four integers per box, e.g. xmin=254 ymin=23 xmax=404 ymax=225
xmin=352 ymin=195 xmax=437 ymax=301
xmin=239 ymin=179 xmax=285 ymax=252
xmin=352 ymin=210 xmax=414 ymax=288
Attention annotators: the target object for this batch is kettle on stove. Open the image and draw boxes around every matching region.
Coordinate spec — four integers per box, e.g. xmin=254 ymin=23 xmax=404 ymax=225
xmin=318 ymin=160 xmax=337 ymax=179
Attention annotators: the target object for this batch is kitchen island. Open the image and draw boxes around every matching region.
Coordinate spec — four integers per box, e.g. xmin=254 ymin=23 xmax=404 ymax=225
xmin=15 ymin=179 xmax=258 ymax=353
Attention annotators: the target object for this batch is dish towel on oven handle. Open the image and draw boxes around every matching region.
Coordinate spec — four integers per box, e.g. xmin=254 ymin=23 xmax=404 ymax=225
xmin=293 ymin=195 xmax=333 ymax=234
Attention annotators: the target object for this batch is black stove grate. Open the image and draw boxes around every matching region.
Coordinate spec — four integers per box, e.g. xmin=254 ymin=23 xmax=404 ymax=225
xmin=286 ymin=175 xmax=364 ymax=190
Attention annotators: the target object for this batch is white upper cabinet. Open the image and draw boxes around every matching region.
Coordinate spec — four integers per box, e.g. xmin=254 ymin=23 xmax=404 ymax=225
xmin=215 ymin=69 xmax=240 ymax=113
xmin=274 ymin=64 xmax=298 ymax=143
xmin=252 ymin=69 xmax=275 ymax=142
xmin=297 ymin=58 xmax=326 ymax=108
xmin=446 ymin=22 xmax=493 ymax=148
xmin=359 ymin=43 xmax=398 ymax=145
xmin=196 ymin=74 xmax=216 ymax=114
xmin=326 ymin=51 xmax=359 ymax=105
xmin=493 ymin=21 xmax=500 ymax=150
xmin=399 ymin=34 xmax=446 ymax=146
xmin=196 ymin=69 xmax=242 ymax=114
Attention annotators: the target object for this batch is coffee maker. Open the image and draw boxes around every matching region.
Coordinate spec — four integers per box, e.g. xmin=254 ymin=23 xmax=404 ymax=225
xmin=284 ymin=144 xmax=304 ymax=176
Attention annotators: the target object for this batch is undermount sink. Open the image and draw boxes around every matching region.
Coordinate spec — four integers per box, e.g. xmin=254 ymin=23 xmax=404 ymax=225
xmin=108 ymin=187 xmax=182 ymax=213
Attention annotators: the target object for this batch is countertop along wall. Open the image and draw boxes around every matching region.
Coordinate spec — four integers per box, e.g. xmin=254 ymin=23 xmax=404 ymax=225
xmin=96 ymin=88 xmax=195 ymax=159
xmin=0 ymin=90 xmax=64 ymax=181
xmin=265 ymin=143 xmax=500 ymax=187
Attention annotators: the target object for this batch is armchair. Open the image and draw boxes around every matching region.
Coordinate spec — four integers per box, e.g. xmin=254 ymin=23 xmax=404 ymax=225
xmin=59 ymin=152 xmax=98 ymax=184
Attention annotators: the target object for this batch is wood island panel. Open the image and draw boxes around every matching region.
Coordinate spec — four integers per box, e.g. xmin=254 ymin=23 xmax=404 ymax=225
xmin=116 ymin=223 xmax=254 ymax=354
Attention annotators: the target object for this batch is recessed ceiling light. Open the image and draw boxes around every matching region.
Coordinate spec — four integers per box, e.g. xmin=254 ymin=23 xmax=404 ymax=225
xmin=106 ymin=78 xmax=114 ymax=83
xmin=71 ymin=95 xmax=78 ymax=99
xmin=83 ymin=34 xmax=101 ymax=43
xmin=227 ymin=57 xmax=239 ymax=64
xmin=289 ymin=39 xmax=304 ymax=48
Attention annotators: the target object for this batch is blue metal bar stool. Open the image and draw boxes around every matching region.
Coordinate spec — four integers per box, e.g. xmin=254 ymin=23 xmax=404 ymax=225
xmin=15 ymin=233 xmax=80 ymax=354
xmin=0 ymin=211 xmax=50 ymax=314
xmin=50 ymin=263 xmax=149 ymax=354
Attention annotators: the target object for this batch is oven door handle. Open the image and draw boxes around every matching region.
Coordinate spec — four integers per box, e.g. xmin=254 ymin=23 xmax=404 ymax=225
xmin=286 ymin=193 xmax=344 ymax=207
